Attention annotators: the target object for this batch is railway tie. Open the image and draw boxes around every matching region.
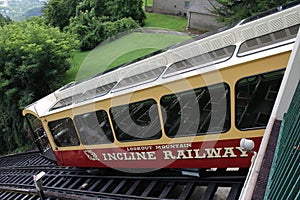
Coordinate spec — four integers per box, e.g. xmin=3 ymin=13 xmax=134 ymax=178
xmin=0 ymin=152 xmax=247 ymax=199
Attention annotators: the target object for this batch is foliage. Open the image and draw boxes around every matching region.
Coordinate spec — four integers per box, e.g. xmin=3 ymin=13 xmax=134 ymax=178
xmin=44 ymin=0 xmax=146 ymax=30
xmin=144 ymin=0 xmax=153 ymax=7
xmin=104 ymin=0 xmax=146 ymax=25
xmin=210 ymin=0 xmax=296 ymax=25
xmin=44 ymin=0 xmax=145 ymax=50
xmin=43 ymin=0 xmax=81 ymax=30
xmin=0 ymin=13 xmax=11 ymax=27
xmin=0 ymin=18 xmax=78 ymax=154
xmin=68 ymin=14 xmax=140 ymax=51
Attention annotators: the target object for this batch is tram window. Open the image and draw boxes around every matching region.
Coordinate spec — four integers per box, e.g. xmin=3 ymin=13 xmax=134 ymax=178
xmin=48 ymin=118 xmax=80 ymax=147
xmin=236 ymin=69 xmax=285 ymax=130
xmin=25 ymin=114 xmax=51 ymax=152
xmin=74 ymin=110 xmax=114 ymax=145
xmin=110 ymin=99 xmax=162 ymax=142
xmin=161 ymin=83 xmax=230 ymax=138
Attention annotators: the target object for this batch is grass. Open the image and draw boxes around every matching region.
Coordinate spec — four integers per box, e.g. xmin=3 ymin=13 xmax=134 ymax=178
xmin=107 ymin=48 xmax=158 ymax=69
xmin=66 ymin=8 xmax=189 ymax=83
xmin=144 ymin=13 xmax=187 ymax=32
xmin=144 ymin=0 xmax=153 ymax=7
xmin=67 ymin=31 xmax=191 ymax=82
xmin=65 ymin=50 xmax=90 ymax=84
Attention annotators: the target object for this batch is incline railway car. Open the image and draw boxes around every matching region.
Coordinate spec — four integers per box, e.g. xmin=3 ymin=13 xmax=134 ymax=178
xmin=23 ymin=3 xmax=300 ymax=172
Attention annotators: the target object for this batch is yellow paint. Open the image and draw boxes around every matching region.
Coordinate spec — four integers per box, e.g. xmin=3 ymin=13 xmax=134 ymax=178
xmin=23 ymin=51 xmax=291 ymax=152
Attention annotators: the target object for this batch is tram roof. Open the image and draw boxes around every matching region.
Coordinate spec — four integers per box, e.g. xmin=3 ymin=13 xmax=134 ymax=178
xmin=23 ymin=3 xmax=300 ymax=118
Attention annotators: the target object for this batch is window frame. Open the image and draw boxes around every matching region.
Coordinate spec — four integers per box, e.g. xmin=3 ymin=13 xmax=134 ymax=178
xmin=109 ymin=98 xmax=162 ymax=142
xmin=74 ymin=110 xmax=114 ymax=145
xmin=48 ymin=117 xmax=80 ymax=147
xmin=235 ymin=69 xmax=285 ymax=131
xmin=160 ymin=82 xmax=231 ymax=138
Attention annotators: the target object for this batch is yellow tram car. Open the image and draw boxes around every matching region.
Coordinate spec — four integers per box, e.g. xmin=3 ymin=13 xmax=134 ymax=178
xmin=23 ymin=3 xmax=300 ymax=172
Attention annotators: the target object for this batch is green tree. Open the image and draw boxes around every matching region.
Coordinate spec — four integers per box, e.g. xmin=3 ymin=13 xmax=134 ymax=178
xmin=43 ymin=0 xmax=81 ymax=30
xmin=0 ymin=13 xmax=11 ymax=27
xmin=75 ymin=0 xmax=146 ymax=25
xmin=44 ymin=0 xmax=145 ymax=50
xmin=0 ymin=18 xmax=78 ymax=154
xmin=67 ymin=0 xmax=144 ymax=51
xmin=44 ymin=0 xmax=146 ymax=30
xmin=210 ymin=0 xmax=296 ymax=25
xmin=68 ymin=12 xmax=139 ymax=51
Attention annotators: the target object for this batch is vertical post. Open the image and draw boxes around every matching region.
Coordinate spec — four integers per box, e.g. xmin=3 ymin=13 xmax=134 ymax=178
xmin=33 ymin=171 xmax=46 ymax=200
xmin=239 ymin=138 xmax=256 ymax=200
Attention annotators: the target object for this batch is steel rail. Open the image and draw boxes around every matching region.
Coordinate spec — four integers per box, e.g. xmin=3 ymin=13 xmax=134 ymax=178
xmin=0 ymin=151 xmax=247 ymax=199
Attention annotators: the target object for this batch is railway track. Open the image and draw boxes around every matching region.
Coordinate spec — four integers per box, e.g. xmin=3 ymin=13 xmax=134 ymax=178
xmin=0 ymin=151 xmax=247 ymax=199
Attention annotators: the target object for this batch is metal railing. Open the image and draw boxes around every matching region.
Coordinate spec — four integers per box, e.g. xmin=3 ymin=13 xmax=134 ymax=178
xmin=264 ymin=80 xmax=300 ymax=200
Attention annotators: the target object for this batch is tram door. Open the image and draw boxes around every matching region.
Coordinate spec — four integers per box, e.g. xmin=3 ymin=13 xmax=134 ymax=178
xmin=25 ymin=114 xmax=56 ymax=162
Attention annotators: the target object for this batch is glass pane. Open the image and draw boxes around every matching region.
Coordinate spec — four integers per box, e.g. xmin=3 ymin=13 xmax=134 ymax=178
xmin=161 ymin=83 xmax=230 ymax=137
xmin=48 ymin=118 xmax=80 ymax=147
xmin=110 ymin=99 xmax=162 ymax=142
xmin=25 ymin=114 xmax=51 ymax=152
xmin=236 ymin=70 xmax=285 ymax=130
xmin=74 ymin=110 xmax=114 ymax=145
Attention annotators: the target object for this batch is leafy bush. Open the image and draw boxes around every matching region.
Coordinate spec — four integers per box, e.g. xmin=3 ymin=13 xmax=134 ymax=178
xmin=0 ymin=13 xmax=11 ymax=27
xmin=0 ymin=18 xmax=78 ymax=154
xmin=211 ymin=0 xmax=296 ymax=25
xmin=69 ymin=16 xmax=139 ymax=51
xmin=44 ymin=0 xmax=145 ymax=50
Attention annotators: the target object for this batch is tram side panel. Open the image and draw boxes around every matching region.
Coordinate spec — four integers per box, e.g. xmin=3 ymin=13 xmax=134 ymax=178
xmin=46 ymin=51 xmax=288 ymax=169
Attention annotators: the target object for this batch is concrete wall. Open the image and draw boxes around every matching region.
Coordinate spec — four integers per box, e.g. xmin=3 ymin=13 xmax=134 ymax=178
xmin=153 ymin=0 xmax=189 ymax=16
xmin=153 ymin=0 xmax=223 ymax=30
xmin=188 ymin=12 xmax=223 ymax=30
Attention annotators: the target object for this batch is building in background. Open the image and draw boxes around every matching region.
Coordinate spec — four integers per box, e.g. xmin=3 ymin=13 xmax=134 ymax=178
xmin=187 ymin=0 xmax=223 ymax=30
xmin=152 ymin=0 xmax=223 ymax=31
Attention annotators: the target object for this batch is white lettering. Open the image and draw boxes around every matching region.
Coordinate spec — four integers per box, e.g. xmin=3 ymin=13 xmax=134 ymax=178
xmin=156 ymin=143 xmax=191 ymax=150
xmin=102 ymin=152 xmax=156 ymax=161
xmin=194 ymin=149 xmax=206 ymax=158
xmin=136 ymin=152 xmax=147 ymax=160
xmin=147 ymin=151 xmax=157 ymax=160
xmin=163 ymin=150 xmax=176 ymax=160
xmin=126 ymin=146 xmax=153 ymax=151
xmin=235 ymin=147 xmax=249 ymax=157
xmin=95 ymin=146 xmax=250 ymax=162
xmin=185 ymin=149 xmax=194 ymax=159
xmin=176 ymin=150 xmax=188 ymax=159
xmin=116 ymin=153 xmax=123 ymax=160
xmin=205 ymin=148 xmax=222 ymax=158
xmin=222 ymin=147 xmax=237 ymax=158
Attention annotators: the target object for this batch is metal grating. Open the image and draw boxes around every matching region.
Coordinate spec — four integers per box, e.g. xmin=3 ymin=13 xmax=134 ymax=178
xmin=113 ymin=66 xmax=166 ymax=91
xmin=78 ymin=82 xmax=117 ymax=102
xmin=164 ymin=45 xmax=235 ymax=77
xmin=241 ymin=27 xmax=255 ymax=40
xmin=51 ymin=93 xmax=81 ymax=110
xmin=238 ymin=24 xmax=300 ymax=56
xmin=222 ymin=33 xmax=236 ymax=45
xmin=285 ymin=11 xmax=300 ymax=26
xmin=51 ymin=82 xmax=117 ymax=110
xmin=270 ymin=17 xmax=284 ymax=31
xmin=255 ymin=23 xmax=269 ymax=35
